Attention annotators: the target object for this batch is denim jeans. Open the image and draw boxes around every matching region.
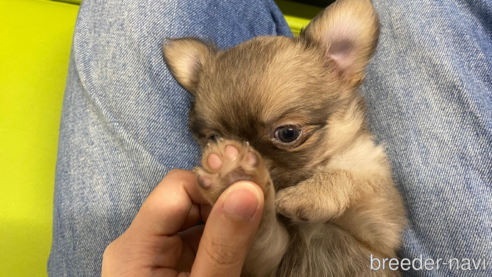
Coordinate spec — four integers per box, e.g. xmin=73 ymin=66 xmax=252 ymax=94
xmin=48 ymin=0 xmax=492 ymax=276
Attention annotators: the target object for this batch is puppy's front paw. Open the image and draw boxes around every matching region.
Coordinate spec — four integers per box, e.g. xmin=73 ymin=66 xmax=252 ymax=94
xmin=194 ymin=139 xmax=272 ymax=204
xmin=276 ymin=182 xmax=341 ymax=223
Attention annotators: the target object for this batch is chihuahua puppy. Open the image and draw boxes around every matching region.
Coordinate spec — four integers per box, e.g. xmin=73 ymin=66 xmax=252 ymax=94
xmin=163 ymin=0 xmax=406 ymax=276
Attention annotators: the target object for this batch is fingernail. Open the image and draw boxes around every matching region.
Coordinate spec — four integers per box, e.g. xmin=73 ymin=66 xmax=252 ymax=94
xmin=223 ymin=184 xmax=261 ymax=220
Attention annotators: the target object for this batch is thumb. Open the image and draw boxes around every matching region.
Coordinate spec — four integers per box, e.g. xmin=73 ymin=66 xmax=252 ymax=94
xmin=190 ymin=181 xmax=264 ymax=277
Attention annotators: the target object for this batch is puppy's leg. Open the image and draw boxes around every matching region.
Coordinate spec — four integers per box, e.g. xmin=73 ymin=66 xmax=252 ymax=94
xmin=194 ymin=139 xmax=288 ymax=277
xmin=276 ymin=169 xmax=357 ymax=223
xmin=276 ymin=168 xmax=406 ymax=258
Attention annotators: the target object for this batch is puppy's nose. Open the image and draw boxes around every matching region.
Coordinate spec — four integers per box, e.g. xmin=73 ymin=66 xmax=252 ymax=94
xmin=209 ymin=134 xmax=222 ymax=143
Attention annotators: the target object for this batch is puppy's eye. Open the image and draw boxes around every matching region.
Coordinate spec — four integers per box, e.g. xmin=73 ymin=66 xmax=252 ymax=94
xmin=274 ymin=126 xmax=301 ymax=143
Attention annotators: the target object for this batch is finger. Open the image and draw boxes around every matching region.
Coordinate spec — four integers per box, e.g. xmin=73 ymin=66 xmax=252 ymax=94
xmin=130 ymin=169 xmax=206 ymax=238
xmin=200 ymin=204 xmax=212 ymax=222
xmin=177 ymin=224 xmax=205 ymax=272
xmin=190 ymin=181 xmax=264 ymax=277
xmin=122 ymin=169 xmax=207 ymax=270
xmin=179 ymin=204 xmax=200 ymax=232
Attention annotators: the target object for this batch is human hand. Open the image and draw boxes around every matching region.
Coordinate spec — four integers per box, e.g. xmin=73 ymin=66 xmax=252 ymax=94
xmin=102 ymin=169 xmax=264 ymax=277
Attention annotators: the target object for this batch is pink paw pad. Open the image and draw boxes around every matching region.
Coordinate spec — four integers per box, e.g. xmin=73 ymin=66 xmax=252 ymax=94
xmin=207 ymin=153 xmax=222 ymax=170
xmin=195 ymin=141 xmax=262 ymax=191
xmin=224 ymin=145 xmax=239 ymax=160
xmin=246 ymin=152 xmax=258 ymax=167
xmin=197 ymin=175 xmax=212 ymax=189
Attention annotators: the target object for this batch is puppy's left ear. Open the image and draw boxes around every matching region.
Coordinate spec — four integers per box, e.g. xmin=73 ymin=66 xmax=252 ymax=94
xmin=163 ymin=38 xmax=215 ymax=95
xmin=301 ymin=0 xmax=379 ymax=87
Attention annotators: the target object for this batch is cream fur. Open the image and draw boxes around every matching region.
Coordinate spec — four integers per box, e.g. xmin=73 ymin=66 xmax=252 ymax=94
xmin=163 ymin=0 xmax=407 ymax=276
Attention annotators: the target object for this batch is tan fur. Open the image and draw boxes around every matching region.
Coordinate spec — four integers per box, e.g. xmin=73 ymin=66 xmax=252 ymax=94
xmin=163 ymin=0 xmax=406 ymax=276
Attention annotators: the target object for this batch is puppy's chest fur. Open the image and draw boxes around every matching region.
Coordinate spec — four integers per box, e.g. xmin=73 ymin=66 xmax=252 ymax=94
xmin=275 ymin=138 xmax=403 ymax=277
xmin=163 ymin=0 xmax=407 ymax=276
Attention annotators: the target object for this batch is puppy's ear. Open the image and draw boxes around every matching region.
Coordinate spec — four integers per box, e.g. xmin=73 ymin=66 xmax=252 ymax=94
xmin=162 ymin=38 xmax=215 ymax=95
xmin=301 ymin=0 xmax=379 ymax=86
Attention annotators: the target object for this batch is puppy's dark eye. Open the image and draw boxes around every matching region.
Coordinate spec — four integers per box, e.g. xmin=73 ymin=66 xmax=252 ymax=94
xmin=275 ymin=126 xmax=301 ymax=143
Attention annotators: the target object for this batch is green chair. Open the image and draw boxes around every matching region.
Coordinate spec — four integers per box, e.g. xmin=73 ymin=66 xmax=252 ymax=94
xmin=0 ymin=1 xmax=320 ymax=276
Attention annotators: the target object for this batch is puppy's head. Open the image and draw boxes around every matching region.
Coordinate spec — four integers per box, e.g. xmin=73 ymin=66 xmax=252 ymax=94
xmin=163 ymin=0 xmax=379 ymax=188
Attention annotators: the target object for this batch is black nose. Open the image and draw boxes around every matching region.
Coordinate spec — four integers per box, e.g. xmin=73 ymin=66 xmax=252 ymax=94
xmin=208 ymin=134 xmax=221 ymax=143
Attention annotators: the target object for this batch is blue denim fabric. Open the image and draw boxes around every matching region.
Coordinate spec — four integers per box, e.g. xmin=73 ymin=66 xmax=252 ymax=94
xmin=363 ymin=1 xmax=492 ymax=276
xmin=48 ymin=0 xmax=291 ymax=276
xmin=49 ymin=0 xmax=492 ymax=276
